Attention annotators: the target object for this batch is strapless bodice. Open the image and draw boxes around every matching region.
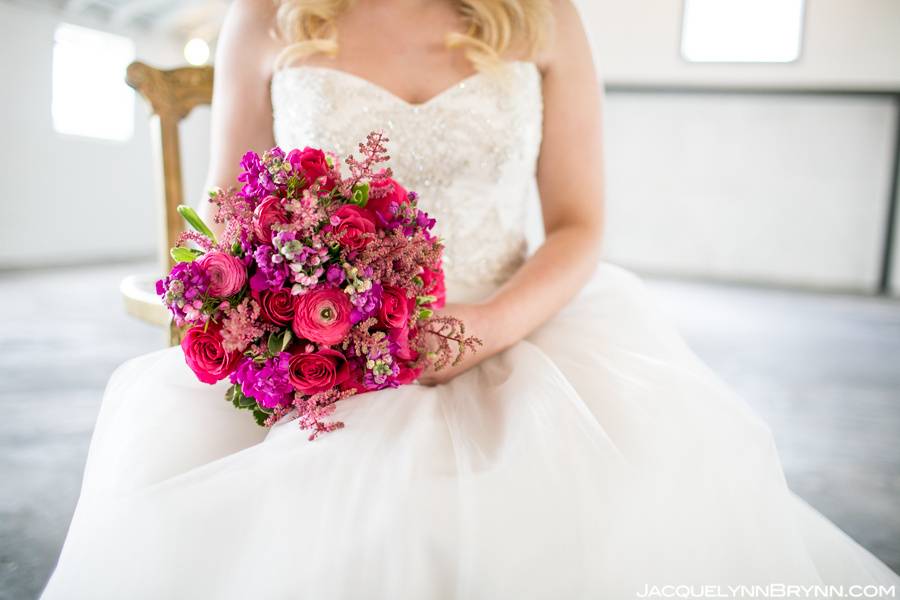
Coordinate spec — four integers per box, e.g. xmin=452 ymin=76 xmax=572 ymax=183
xmin=270 ymin=62 xmax=543 ymax=289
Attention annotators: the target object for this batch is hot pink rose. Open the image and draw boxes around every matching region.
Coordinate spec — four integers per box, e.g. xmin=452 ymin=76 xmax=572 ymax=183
xmin=420 ymin=265 xmax=446 ymax=309
xmin=253 ymin=196 xmax=288 ymax=243
xmin=288 ymin=147 xmax=329 ymax=183
xmin=288 ymin=348 xmax=350 ymax=395
xmin=254 ymin=288 xmax=294 ymax=326
xmin=292 ymin=287 xmax=353 ymax=345
xmin=367 ymin=177 xmax=409 ymax=220
xmin=181 ymin=324 xmax=239 ymax=384
xmin=339 ymin=360 xmax=371 ymax=394
xmin=197 ymin=251 xmax=247 ymax=297
xmin=378 ymin=286 xmax=414 ymax=329
xmin=331 ymin=205 xmax=376 ymax=251
xmin=395 ymin=363 xmax=423 ymax=385
xmin=390 ymin=326 xmax=418 ymax=362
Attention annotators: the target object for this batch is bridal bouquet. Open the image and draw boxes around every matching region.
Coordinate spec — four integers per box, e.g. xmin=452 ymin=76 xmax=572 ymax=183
xmin=157 ymin=132 xmax=479 ymax=438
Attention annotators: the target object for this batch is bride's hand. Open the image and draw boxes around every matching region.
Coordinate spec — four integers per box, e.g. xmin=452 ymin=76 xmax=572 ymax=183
xmin=416 ymin=302 xmax=499 ymax=386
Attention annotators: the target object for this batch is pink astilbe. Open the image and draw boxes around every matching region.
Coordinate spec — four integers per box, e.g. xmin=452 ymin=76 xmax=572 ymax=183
xmin=282 ymin=187 xmax=329 ymax=233
xmin=293 ymin=388 xmax=355 ymax=440
xmin=209 ymin=187 xmax=255 ymax=247
xmin=175 ymin=230 xmax=216 ymax=252
xmin=340 ymin=131 xmax=392 ymax=196
xmin=354 ymin=229 xmax=443 ymax=290
xmin=417 ymin=315 xmax=483 ymax=371
xmin=220 ymin=297 xmax=266 ymax=353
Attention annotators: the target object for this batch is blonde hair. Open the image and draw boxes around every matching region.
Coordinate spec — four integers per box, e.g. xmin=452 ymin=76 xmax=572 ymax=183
xmin=273 ymin=0 xmax=553 ymax=70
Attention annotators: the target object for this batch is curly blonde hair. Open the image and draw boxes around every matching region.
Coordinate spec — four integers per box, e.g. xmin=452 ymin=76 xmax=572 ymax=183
xmin=273 ymin=0 xmax=553 ymax=70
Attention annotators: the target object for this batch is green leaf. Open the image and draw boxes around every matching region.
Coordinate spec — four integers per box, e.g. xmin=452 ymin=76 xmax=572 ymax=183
xmin=350 ymin=182 xmax=369 ymax=207
xmin=177 ymin=205 xmax=218 ymax=244
xmin=225 ymin=383 xmax=243 ymax=408
xmin=416 ymin=295 xmax=437 ymax=307
xmin=252 ymin=408 xmax=270 ymax=427
xmin=417 ymin=308 xmax=434 ymax=320
xmin=170 ymin=247 xmax=203 ymax=263
xmin=267 ymin=330 xmax=292 ymax=356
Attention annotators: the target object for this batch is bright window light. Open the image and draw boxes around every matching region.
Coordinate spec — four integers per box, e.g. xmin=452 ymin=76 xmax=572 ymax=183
xmin=52 ymin=23 xmax=136 ymax=141
xmin=681 ymin=0 xmax=805 ymax=63
xmin=184 ymin=38 xmax=210 ymax=66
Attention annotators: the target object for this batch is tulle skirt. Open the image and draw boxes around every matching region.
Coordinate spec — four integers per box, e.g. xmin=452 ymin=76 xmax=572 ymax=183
xmin=41 ymin=263 xmax=899 ymax=599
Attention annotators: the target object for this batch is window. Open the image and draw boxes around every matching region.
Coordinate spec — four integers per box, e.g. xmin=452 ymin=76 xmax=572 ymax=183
xmin=52 ymin=23 xmax=135 ymax=141
xmin=681 ymin=0 xmax=805 ymax=63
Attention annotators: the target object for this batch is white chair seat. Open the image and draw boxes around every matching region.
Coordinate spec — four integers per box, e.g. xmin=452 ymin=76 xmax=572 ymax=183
xmin=120 ymin=274 xmax=169 ymax=327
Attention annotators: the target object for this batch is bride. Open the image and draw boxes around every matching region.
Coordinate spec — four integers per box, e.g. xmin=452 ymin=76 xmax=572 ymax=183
xmin=42 ymin=0 xmax=899 ymax=598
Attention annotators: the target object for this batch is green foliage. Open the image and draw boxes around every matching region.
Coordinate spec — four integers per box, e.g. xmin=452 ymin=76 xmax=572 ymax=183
xmin=225 ymin=383 xmax=256 ymax=409
xmin=170 ymin=247 xmax=203 ymax=263
xmin=267 ymin=330 xmax=292 ymax=356
xmin=225 ymin=383 xmax=272 ymax=427
xmin=253 ymin=408 xmax=271 ymax=427
xmin=177 ymin=205 xmax=218 ymax=244
xmin=350 ymin=182 xmax=369 ymax=207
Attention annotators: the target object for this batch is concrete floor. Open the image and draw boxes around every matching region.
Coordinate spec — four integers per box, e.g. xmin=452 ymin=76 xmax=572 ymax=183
xmin=0 ymin=262 xmax=898 ymax=599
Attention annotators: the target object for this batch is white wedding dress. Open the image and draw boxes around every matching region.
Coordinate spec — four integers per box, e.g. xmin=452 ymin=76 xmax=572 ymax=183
xmin=43 ymin=61 xmax=899 ymax=599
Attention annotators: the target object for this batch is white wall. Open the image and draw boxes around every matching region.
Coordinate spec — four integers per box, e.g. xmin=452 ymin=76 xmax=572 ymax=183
xmin=578 ymin=0 xmax=900 ymax=89
xmin=603 ymin=92 xmax=897 ymax=290
xmin=0 ymin=2 xmax=210 ymax=269
xmin=574 ymin=0 xmax=900 ymax=292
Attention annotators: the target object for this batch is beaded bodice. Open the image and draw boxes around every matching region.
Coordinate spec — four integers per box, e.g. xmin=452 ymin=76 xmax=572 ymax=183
xmin=271 ymin=61 xmax=543 ymax=290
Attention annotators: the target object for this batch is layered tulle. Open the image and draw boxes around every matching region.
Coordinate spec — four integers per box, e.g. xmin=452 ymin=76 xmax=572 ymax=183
xmin=42 ymin=263 xmax=898 ymax=599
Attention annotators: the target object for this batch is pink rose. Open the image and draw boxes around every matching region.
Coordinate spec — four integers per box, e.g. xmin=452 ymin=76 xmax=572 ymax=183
xmin=288 ymin=147 xmax=329 ymax=183
xmin=420 ymin=265 xmax=446 ymax=309
xmin=181 ymin=324 xmax=239 ymax=384
xmin=292 ymin=287 xmax=353 ymax=345
xmin=288 ymin=348 xmax=350 ymax=395
xmin=378 ymin=286 xmax=414 ymax=329
xmin=253 ymin=196 xmax=288 ymax=243
xmin=367 ymin=177 xmax=409 ymax=220
xmin=254 ymin=288 xmax=294 ymax=326
xmin=331 ymin=205 xmax=376 ymax=251
xmin=198 ymin=251 xmax=247 ymax=297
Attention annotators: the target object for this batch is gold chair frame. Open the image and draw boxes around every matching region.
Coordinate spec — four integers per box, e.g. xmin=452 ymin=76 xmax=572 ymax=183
xmin=121 ymin=61 xmax=214 ymax=344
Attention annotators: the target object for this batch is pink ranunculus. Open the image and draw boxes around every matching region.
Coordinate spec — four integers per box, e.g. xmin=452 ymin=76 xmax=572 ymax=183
xmin=378 ymin=286 xmax=414 ymax=329
xmin=367 ymin=177 xmax=409 ymax=220
xmin=287 ymin=147 xmax=329 ymax=183
xmin=197 ymin=251 xmax=247 ymax=297
xmin=331 ymin=205 xmax=376 ymax=251
xmin=181 ymin=324 xmax=239 ymax=384
xmin=292 ymin=287 xmax=353 ymax=345
xmin=288 ymin=348 xmax=350 ymax=395
xmin=420 ymin=265 xmax=446 ymax=309
xmin=253 ymin=195 xmax=288 ymax=243
xmin=254 ymin=288 xmax=295 ymax=326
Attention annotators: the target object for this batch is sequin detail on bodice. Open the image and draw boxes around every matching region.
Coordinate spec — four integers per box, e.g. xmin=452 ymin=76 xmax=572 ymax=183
xmin=271 ymin=62 xmax=543 ymax=286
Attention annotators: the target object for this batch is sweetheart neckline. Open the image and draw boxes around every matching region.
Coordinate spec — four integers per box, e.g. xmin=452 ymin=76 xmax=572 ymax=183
xmin=273 ymin=61 xmax=539 ymax=109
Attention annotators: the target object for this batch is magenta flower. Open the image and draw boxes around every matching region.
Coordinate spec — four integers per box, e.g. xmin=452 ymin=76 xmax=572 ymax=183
xmin=231 ymin=353 xmax=294 ymax=409
xmin=156 ymin=261 xmax=210 ymax=326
